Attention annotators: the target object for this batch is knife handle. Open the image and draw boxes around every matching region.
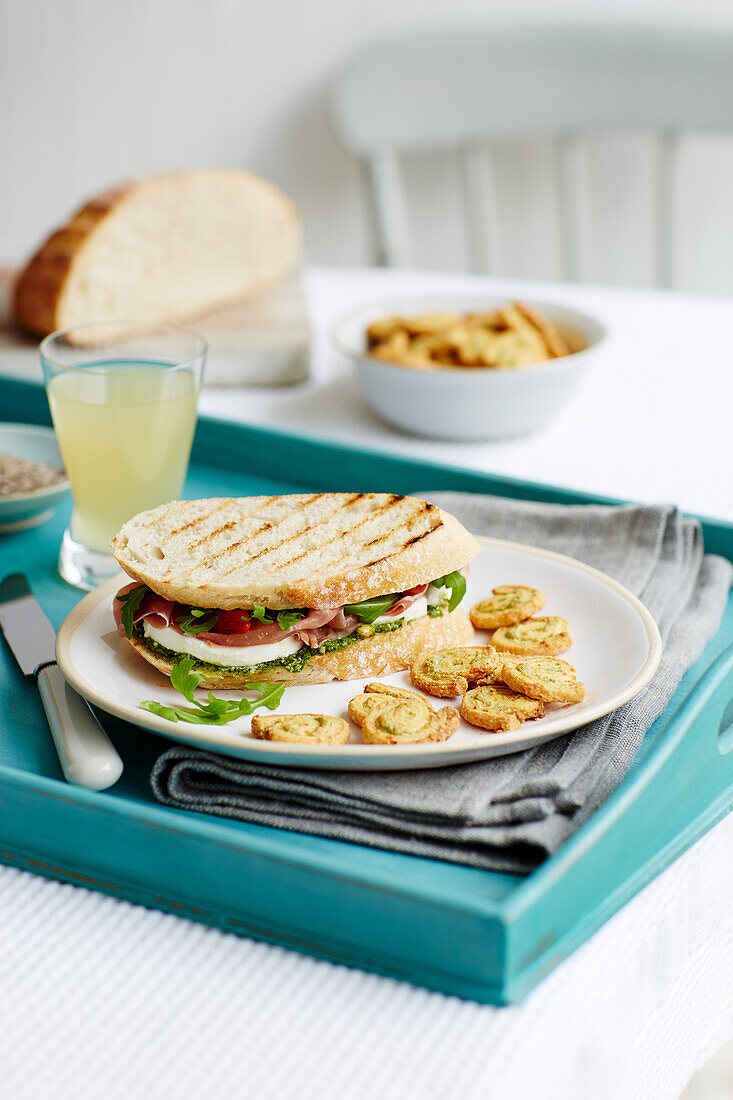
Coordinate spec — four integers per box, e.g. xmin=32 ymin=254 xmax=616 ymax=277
xmin=37 ymin=664 xmax=123 ymax=790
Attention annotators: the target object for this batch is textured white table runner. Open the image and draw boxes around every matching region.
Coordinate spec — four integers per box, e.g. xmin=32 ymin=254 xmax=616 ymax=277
xmin=0 ymin=266 xmax=731 ymax=1099
xmin=0 ymin=817 xmax=731 ymax=1100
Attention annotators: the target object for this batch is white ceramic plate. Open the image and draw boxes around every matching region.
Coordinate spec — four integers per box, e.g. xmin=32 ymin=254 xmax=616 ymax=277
xmin=0 ymin=423 xmax=70 ymax=532
xmin=56 ymin=538 xmax=661 ymax=771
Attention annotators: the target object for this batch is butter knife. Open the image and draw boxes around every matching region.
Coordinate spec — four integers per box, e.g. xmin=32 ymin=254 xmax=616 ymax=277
xmin=0 ymin=574 xmax=123 ymax=790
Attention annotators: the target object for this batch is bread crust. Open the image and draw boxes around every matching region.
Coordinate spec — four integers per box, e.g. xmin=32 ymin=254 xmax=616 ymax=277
xmin=128 ymin=608 xmax=474 ymax=688
xmin=111 ymin=494 xmax=480 ymax=609
xmin=14 ymin=186 xmax=131 ymax=335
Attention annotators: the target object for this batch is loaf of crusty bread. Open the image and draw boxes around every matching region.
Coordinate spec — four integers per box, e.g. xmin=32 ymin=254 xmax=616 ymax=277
xmin=111 ymin=493 xmax=481 ymax=610
xmin=14 ymin=170 xmax=301 ymax=338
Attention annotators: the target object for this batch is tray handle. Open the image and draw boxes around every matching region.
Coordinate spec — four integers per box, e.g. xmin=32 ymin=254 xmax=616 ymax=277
xmin=566 ymin=642 xmax=733 ymax=866
xmin=667 ymin=643 xmax=733 ymax=762
xmin=510 ymin=644 xmax=733 ymax=992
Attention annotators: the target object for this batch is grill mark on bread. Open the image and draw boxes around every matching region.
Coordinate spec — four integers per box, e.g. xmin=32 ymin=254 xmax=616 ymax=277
xmin=214 ymin=494 xmax=405 ymax=578
xmin=235 ymin=494 xmax=365 ymax=569
xmin=403 ymin=530 xmax=434 ymax=548
xmin=169 ymin=494 xmax=282 ymax=548
xmin=273 ymin=495 xmax=414 ymax=571
xmin=200 ymin=494 xmax=329 ymax=573
xmin=272 ymin=496 xmax=436 ymax=574
xmin=201 ymin=522 xmax=274 ymax=566
xmin=149 ymin=501 xmax=189 ymax=531
xmin=189 ymin=518 xmax=278 ymax=554
xmin=273 ymin=494 xmax=399 ymax=571
xmin=362 ymin=499 xmax=429 ymax=550
xmin=110 ymin=492 xmax=476 ymax=608
xmin=362 ymin=517 xmax=439 ymax=568
xmin=167 ymin=499 xmax=232 ymax=539
xmin=188 ymin=519 xmax=239 ymax=550
xmin=338 ymin=492 xmax=367 ymax=508
xmin=190 ymin=495 xmax=309 ymax=568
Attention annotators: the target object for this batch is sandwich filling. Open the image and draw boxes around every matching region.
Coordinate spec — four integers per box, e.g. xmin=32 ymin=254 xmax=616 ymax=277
xmin=114 ymin=573 xmax=466 ymax=676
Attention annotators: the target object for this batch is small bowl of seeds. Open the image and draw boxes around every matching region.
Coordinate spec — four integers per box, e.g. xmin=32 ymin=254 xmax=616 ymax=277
xmin=0 ymin=423 xmax=70 ymax=532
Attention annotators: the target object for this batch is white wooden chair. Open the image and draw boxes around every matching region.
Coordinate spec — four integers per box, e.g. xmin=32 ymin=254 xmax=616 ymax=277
xmin=329 ymin=23 xmax=733 ymax=285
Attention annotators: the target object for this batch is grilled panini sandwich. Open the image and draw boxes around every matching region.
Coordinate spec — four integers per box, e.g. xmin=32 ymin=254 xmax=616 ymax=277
xmin=111 ymin=493 xmax=479 ymax=687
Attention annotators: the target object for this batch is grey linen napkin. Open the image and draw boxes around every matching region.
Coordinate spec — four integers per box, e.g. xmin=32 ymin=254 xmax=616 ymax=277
xmin=150 ymin=495 xmax=731 ymax=875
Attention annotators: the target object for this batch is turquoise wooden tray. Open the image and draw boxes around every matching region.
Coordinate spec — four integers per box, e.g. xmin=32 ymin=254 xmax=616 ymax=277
xmin=1 ymin=375 xmax=732 ymax=1005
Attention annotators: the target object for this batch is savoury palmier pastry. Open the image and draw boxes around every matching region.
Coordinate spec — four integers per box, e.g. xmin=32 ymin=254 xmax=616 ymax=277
xmin=470 ymin=585 xmax=545 ymax=630
xmin=410 ymin=645 xmax=501 ymax=698
xmin=501 ymin=655 xmax=585 ymax=704
xmin=360 ymin=692 xmax=459 ymax=745
xmin=490 ymin=616 xmax=572 ymax=656
xmin=251 ymin=714 xmax=351 ymax=744
xmin=460 ymin=684 xmax=545 ymax=732
xmin=348 ymin=682 xmax=432 ymax=727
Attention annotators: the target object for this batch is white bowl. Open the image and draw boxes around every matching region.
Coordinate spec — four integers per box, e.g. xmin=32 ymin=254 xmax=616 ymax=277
xmin=331 ymin=296 xmax=607 ymax=441
xmin=0 ymin=423 xmax=70 ymax=533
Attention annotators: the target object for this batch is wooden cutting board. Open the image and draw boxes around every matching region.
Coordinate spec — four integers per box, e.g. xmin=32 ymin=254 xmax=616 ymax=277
xmin=0 ymin=268 xmax=310 ymax=387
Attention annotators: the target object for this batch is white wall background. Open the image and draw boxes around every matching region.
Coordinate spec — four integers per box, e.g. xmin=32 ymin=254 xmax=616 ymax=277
xmin=4 ymin=0 xmax=733 ymax=292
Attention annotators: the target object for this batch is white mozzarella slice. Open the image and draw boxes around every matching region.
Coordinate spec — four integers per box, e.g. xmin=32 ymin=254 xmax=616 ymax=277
xmin=143 ymin=622 xmax=303 ymax=667
xmin=373 ymin=595 xmax=428 ymax=625
xmin=426 ymin=584 xmax=450 ymax=607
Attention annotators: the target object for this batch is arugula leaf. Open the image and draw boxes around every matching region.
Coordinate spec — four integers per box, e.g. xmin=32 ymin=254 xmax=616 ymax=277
xmin=343 ymin=593 xmax=401 ymax=624
xmin=431 ymin=570 xmax=466 ymax=613
xmin=116 ymin=585 xmax=148 ymax=639
xmin=201 ymin=691 xmax=233 ymax=718
xmin=140 ymin=700 xmax=216 ymax=724
xmin=276 ymin=609 xmax=306 ymax=631
xmin=176 ymin=609 xmax=219 ymax=635
xmin=170 ymin=655 xmax=201 ymax=702
xmin=246 ymin=606 xmax=306 ymax=631
xmin=139 ymin=659 xmax=286 ymax=725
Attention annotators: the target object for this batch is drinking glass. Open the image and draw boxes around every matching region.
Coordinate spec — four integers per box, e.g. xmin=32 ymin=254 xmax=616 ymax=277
xmin=40 ymin=321 xmax=206 ymax=590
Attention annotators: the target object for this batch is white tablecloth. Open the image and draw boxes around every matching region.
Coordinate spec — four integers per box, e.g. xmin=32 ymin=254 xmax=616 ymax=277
xmin=2 ymin=267 xmax=732 ymax=1100
xmin=201 ymin=267 xmax=733 ymax=523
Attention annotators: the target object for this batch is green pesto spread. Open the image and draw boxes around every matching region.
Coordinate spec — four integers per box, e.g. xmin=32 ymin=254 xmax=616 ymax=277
xmin=134 ymin=609 xmax=444 ymax=677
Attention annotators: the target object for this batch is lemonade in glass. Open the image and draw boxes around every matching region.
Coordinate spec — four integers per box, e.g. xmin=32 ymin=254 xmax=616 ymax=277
xmin=40 ymin=322 xmax=206 ymax=589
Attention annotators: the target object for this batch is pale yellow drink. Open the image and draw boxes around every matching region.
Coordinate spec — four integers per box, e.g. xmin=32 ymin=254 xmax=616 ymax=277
xmin=48 ymin=362 xmax=198 ymax=553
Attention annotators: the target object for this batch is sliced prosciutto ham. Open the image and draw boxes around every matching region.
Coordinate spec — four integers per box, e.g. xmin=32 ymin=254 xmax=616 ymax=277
xmin=289 ymin=607 xmax=360 ymax=648
xmin=193 ymin=608 xmax=361 ymax=648
xmin=115 ymin=580 xmax=431 ymax=649
xmin=113 ymin=581 xmax=177 ymax=633
xmin=378 ymin=583 xmax=428 ymax=618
